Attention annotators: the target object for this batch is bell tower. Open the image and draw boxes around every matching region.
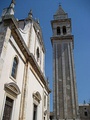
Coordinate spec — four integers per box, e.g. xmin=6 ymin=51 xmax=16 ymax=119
xmin=51 ymin=5 xmax=80 ymax=120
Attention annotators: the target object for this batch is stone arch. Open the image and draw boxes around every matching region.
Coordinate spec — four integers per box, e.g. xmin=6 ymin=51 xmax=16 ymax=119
xmin=62 ymin=26 xmax=67 ymax=35
xmin=57 ymin=26 xmax=61 ymax=35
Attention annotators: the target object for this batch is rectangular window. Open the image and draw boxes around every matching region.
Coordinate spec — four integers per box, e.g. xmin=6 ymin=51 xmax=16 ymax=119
xmin=44 ymin=95 xmax=46 ymax=107
xmin=84 ymin=111 xmax=88 ymax=116
xmin=33 ymin=104 xmax=37 ymax=120
xmin=2 ymin=97 xmax=14 ymax=120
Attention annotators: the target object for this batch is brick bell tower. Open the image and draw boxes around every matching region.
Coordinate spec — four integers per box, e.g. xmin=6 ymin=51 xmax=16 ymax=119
xmin=51 ymin=5 xmax=80 ymax=120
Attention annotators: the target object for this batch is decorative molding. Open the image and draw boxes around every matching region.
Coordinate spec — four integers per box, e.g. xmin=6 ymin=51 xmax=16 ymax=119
xmin=33 ymin=91 xmax=41 ymax=104
xmin=44 ymin=110 xmax=47 ymax=115
xmin=4 ymin=82 xmax=20 ymax=97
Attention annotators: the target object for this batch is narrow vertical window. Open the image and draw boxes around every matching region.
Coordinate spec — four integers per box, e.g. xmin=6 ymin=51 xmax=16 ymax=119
xmin=11 ymin=57 xmax=18 ymax=79
xmin=36 ymin=47 xmax=39 ymax=61
xmin=44 ymin=95 xmax=46 ymax=107
xmin=2 ymin=97 xmax=14 ymax=120
xmin=33 ymin=104 xmax=37 ymax=120
xmin=63 ymin=26 xmax=67 ymax=35
xmin=57 ymin=26 xmax=61 ymax=35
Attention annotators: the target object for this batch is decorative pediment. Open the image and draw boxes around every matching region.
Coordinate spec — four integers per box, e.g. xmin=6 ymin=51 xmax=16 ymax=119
xmin=44 ymin=110 xmax=47 ymax=115
xmin=33 ymin=91 xmax=41 ymax=103
xmin=4 ymin=82 xmax=20 ymax=97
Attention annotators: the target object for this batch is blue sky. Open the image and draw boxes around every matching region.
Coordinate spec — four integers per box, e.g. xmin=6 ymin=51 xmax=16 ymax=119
xmin=0 ymin=0 xmax=90 ymax=111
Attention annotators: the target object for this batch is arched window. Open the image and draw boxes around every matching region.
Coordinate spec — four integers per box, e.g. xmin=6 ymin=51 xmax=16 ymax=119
xmin=57 ymin=26 xmax=61 ymax=35
xmin=63 ymin=26 xmax=67 ymax=35
xmin=11 ymin=57 xmax=18 ymax=79
xmin=33 ymin=91 xmax=41 ymax=120
xmin=36 ymin=47 xmax=39 ymax=61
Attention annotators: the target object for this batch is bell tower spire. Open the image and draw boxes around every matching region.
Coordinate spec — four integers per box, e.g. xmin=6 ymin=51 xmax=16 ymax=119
xmin=51 ymin=5 xmax=80 ymax=120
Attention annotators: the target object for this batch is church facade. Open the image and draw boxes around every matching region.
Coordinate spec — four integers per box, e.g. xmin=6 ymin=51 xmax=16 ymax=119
xmin=0 ymin=1 xmax=50 ymax=120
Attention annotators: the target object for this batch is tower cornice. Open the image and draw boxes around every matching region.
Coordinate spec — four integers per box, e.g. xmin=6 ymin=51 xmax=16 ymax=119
xmin=51 ymin=18 xmax=71 ymax=24
xmin=50 ymin=35 xmax=74 ymax=48
xmin=51 ymin=18 xmax=71 ymax=27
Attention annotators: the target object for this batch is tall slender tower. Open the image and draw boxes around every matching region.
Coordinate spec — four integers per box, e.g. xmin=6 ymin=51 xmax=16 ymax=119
xmin=51 ymin=5 xmax=80 ymax=120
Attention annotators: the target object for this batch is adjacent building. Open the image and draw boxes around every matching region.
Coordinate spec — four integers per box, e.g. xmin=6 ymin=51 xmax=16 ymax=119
xmin=79 ymin=103 xmax=90 ymax=120
xmin=0 ymin=1 xmax=50 ymax=120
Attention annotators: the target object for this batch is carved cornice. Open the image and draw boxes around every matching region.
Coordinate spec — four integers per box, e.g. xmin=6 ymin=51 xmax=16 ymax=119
xmin=51 ymin=35 xmax=73 ymax=40
xmin=51 ymin=18 xmax=71 ymax=25
xmin=51 ymin=35 xmax=74 ymax=48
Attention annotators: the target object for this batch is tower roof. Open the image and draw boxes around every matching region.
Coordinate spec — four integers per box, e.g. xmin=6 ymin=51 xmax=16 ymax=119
xmin=55 ymin=5 xmax=66 ymax=15
xmin=54 ymin=5 xmax=68 ymax=20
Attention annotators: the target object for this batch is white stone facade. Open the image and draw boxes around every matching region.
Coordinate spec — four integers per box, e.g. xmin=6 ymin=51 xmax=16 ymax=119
xmin=0 ymin=2 xmax=50 ymax=120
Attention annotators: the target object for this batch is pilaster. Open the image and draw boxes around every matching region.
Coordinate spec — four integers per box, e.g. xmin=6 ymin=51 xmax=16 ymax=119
xmin=56 ymin=44 xmax=59 ymax=116
xmin=62 ymin=43 xmax=67 ymax=118
xmin=19 ymin=62 xmax=29 ymax=120
xmin=68 ymin=43 xmax=76 ymax=117
xmin=70 ymin=42 xmax=79 ymax=118
xmin=0 ymin=26 xmax=11 ymax=78
xmin=53 ymin=43 xmax=57 ymax=118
